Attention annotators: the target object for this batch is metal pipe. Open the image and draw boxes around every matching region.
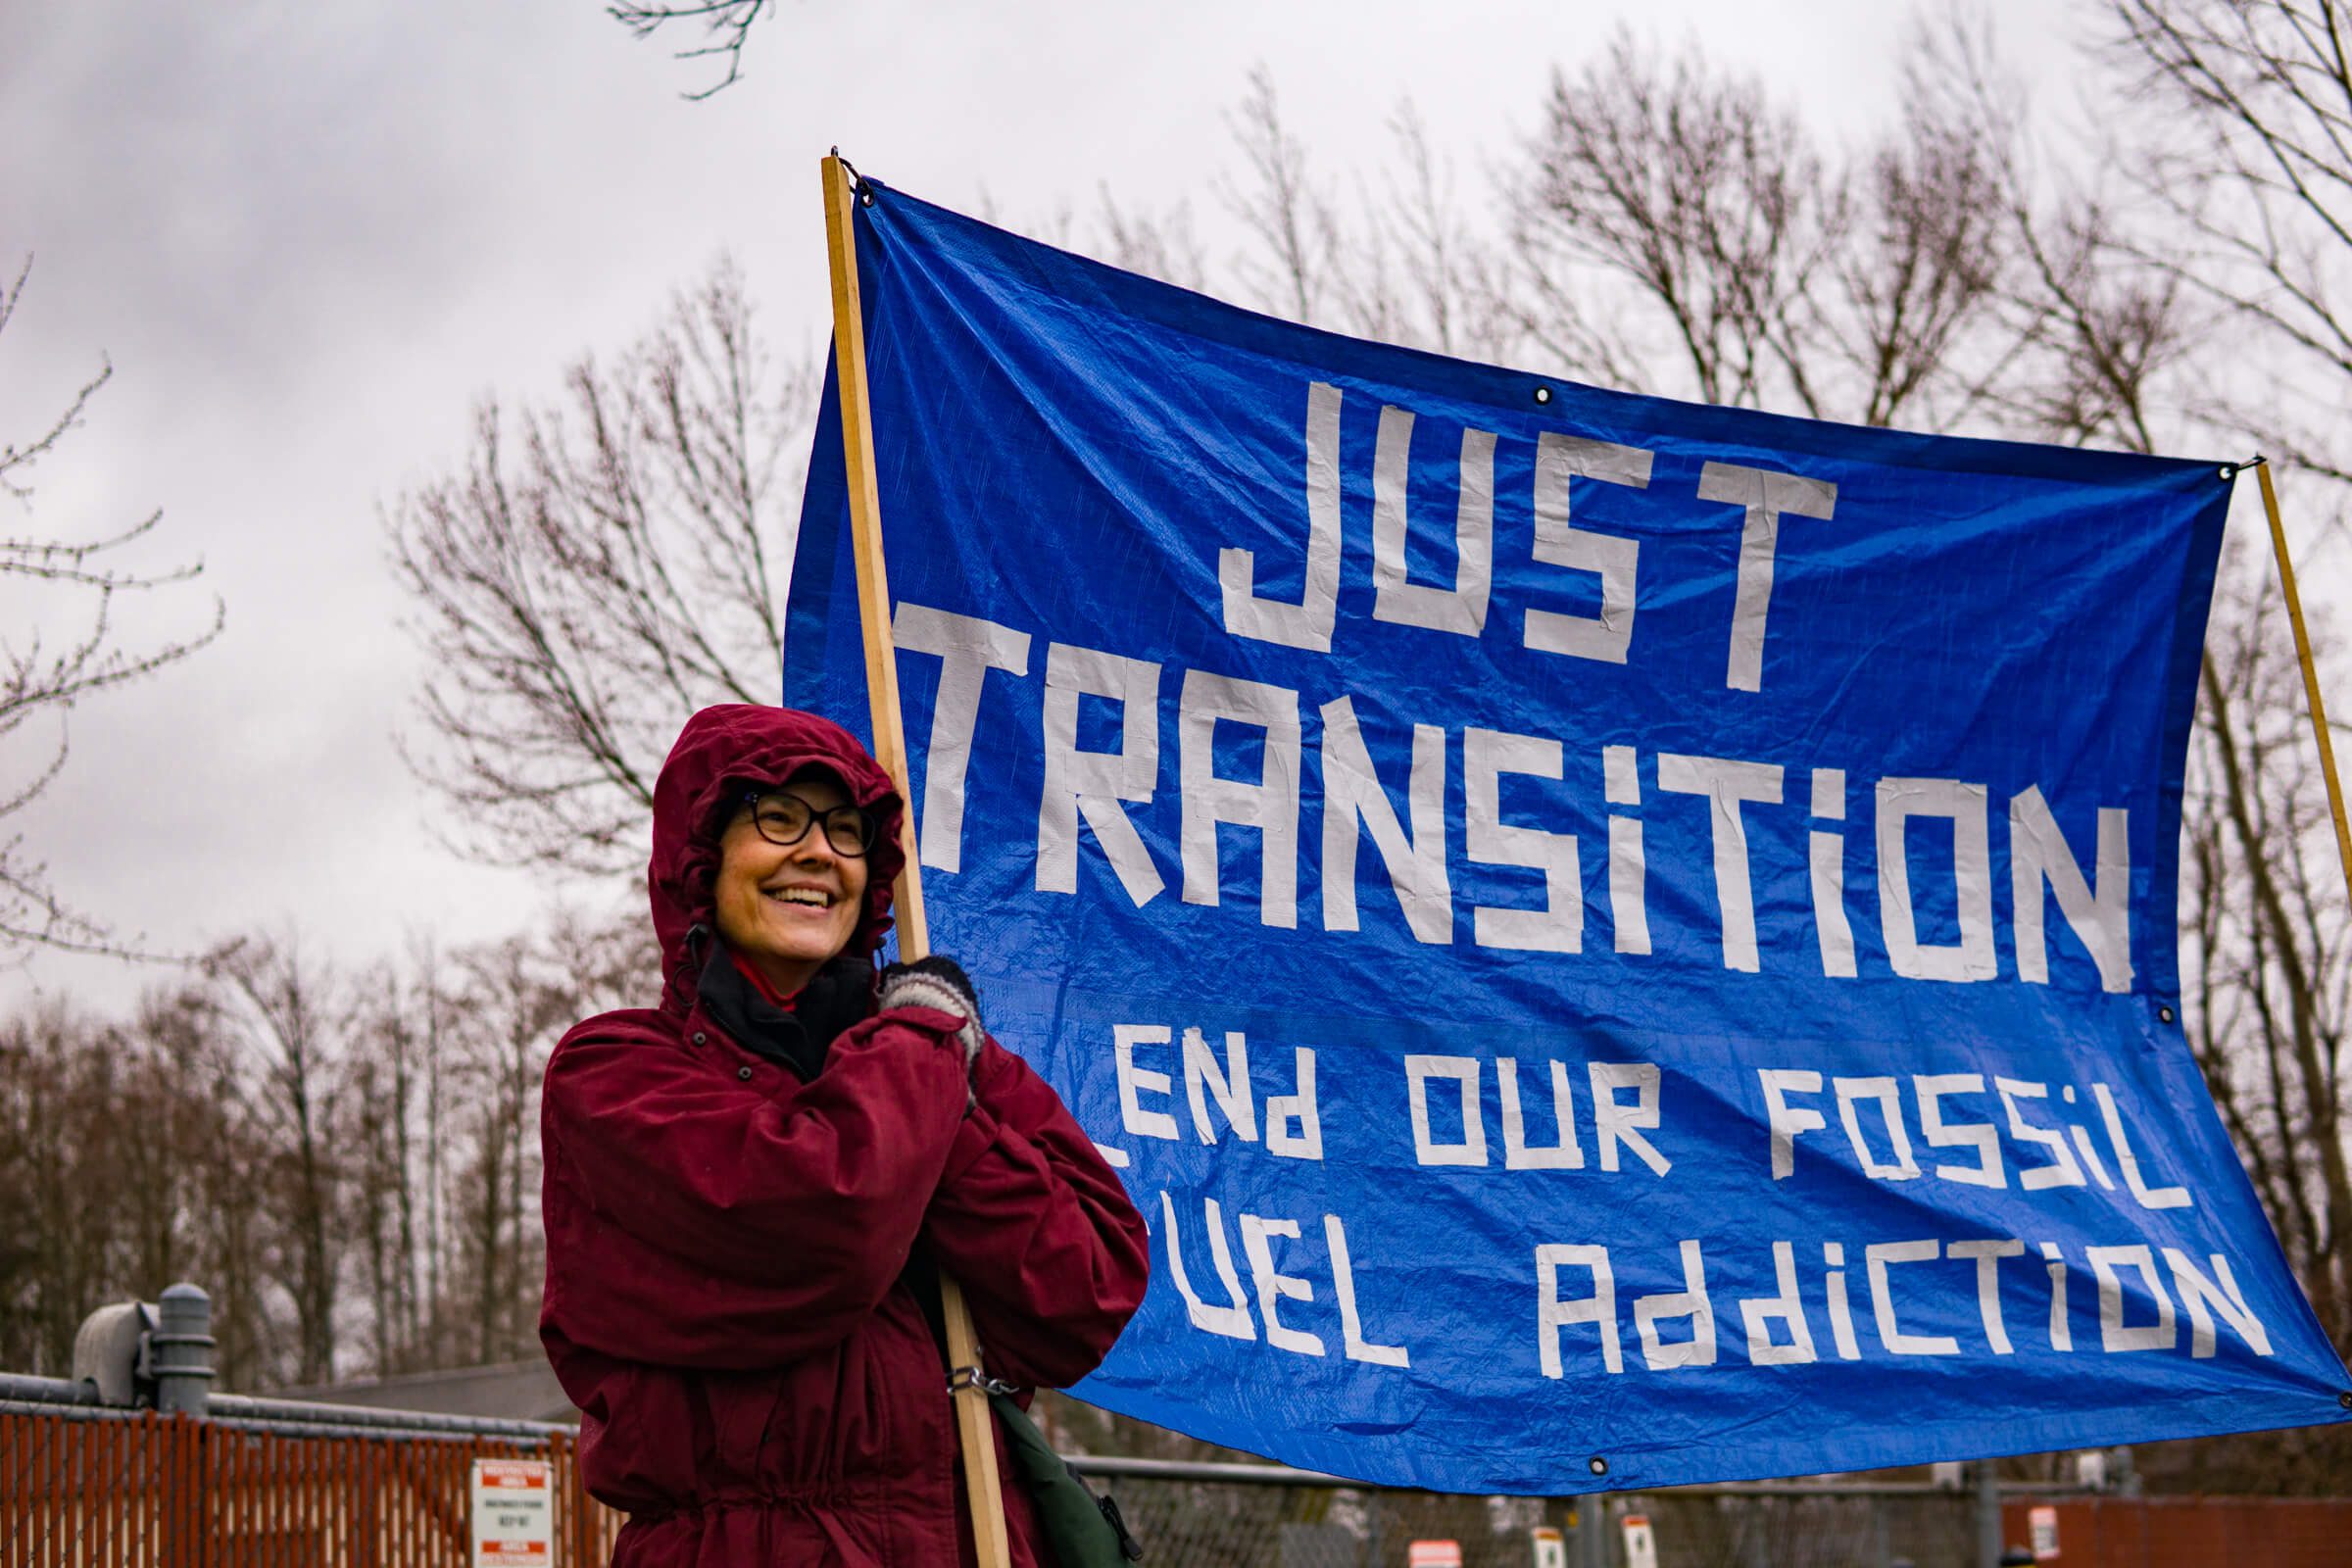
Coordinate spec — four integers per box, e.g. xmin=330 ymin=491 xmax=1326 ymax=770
xmin=1977 ymin=1457 xmax=2003 ymax=1568
xmin=210 ymin=1415 xmax=561 ymax=1445
xmin=0 ymin=1395 xmax=126 ymax=1418
xmin=207 ymin=1392 xmax=572 ymax=1440
xmin=1584 ymin=1492 xmax=1611 ymax=1568
xmin=151 ymin=1282 xmax=215 ymax=1415
xmin=1062 ymin=1454 xmax=1349 ymax=1486
xmin=0 ymin=1373 xmax=101 ymax=1406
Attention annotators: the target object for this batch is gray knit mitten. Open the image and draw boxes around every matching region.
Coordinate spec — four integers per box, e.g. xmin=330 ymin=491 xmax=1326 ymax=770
xmin=877 ymin=956 xmax=984 ymax=1100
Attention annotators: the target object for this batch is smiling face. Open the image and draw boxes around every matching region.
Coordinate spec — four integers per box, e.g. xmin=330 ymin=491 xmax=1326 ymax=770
xmin=710 ymin=768 xmax=871 ymax=997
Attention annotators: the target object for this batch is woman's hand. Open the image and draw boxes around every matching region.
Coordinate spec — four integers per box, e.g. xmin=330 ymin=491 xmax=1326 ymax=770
xmin=878 ymin=956 xmax=983 ymax=1102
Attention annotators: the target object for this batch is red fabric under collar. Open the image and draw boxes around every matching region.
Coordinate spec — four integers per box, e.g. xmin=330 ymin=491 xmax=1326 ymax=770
xmin=727 ymin=947 xmax=801 ymax=1010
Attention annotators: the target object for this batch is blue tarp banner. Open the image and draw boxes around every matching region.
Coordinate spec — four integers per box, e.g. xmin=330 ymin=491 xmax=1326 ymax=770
xmin=786 ymin=179 xmax=2352 ymax=1493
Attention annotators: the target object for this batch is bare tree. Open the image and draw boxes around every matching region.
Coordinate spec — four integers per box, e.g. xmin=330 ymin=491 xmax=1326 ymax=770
xmin=1219 ymin=68 xmax=1345 ymax=328
xmin=205 ymin=936 xmax=345 ymax=1386
xmin=0 ymin=260 xmax=223 ymax=957
xmin=446 ymin=931 xmax=567 ymax=1362
xmin=607 ymin=1 xmax=770 ymax=99
xmin=390 ymin=258 xmax=818 ymax=877
xmin=1498 ymin=24 xmax=2041 ymax=429
xmin=2099 ymin=0 xmax=2352 ymax=485
xmin=2182 ymin=568 xmax=2352 ymax=1352
xmin=346 ymin=972 xmax=425 ymax=1375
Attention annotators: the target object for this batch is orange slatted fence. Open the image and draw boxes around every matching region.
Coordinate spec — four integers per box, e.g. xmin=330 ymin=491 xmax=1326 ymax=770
xmin=2004 ymin=1494 xmax=2352 ymax=1568
xmin=0 ymin=1408 xmax=625 ymax=1567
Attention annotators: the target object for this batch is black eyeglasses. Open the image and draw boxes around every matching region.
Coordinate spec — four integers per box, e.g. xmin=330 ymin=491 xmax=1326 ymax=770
xmin=740 ymin=790 xmax=877 ymax=858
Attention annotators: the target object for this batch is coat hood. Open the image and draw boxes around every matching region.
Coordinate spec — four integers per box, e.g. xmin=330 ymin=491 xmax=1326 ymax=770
xmin=649 ymin=704 xmax=905 ymax=1012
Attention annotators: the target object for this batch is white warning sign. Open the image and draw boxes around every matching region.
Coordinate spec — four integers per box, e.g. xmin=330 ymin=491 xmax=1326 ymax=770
xmin=470 ymin=1458 xmax=554 ymax=1568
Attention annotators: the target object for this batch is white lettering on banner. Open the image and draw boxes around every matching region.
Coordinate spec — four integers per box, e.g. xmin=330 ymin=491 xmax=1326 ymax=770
xmin=1824 ymin=1242 xmax=1863 ymax=1359
xmin=1327 ymin=1214 xmax=1412 ymax=1365
xmin=1835 ymin=1077 xmax=1921 ymax=1181
xmin=2042 ymin=1243 xmax=2074 ymax=1352
xmin=1809 ymin=767 xmax=1857 ymax=977
xmin=1464 ymin=727 xmax=1582 ymax=953
xmin=1915 ymin=1075 xmax=2004 ymax=1188
xmin=1499 ymin=1056 xmax=1585 ymax=1170
xmin=1694 ymin=462 xmax=1838 ymax=693
xmin=1039 ymin=642 xmax=1165 ymax=906
xmin=1537 ymin=1245 xmax=1621 ymax=1375
xmin=2094 ymin=1083 xmax=2192 ymax=1210
xmin=2070 ymin=1119 xmax=2118 ymax=1192
xmin=1997 ymin=1078 xmax=2086 ymax=1191
xmin=1761 ymin=1069 xmax=1827 ymax=1180
xmin=2088 ymin=1244 xmax=2178 ymax=1352
xmin=1119 ymin=1024 xmax=1321 ymax=1162
xmin=1179 ymin=670 xmax=1301 ymax=927
xmin=1866 ymin=1241 xmax=1961 ymax=1354
xmin=1220 ymin=393 xmax=1860 ymax=689
xmin=1372 ymin=406 xmax=1494 ymax=637
xmin=1739 ymin=1241 xmax=1818 ymax=1365
xmin=1221 ymin=380 xmax=1343 ymax=652
xmin=2010 ymin=786 xmax=2132 ymax=993
xmin=2161 ymin=1249 xmax=2275 ymax=1357
xmin=1878 ymin=778 xmax=1998 ymax=983
xmin=1758 ymin=1066 xmax=2188 ymax=1206
xmin=1407 ymin=1054 xmax=1488 ymax=1168
xmin=1113 ymin=1025 xmax=1180 ymax=1142
xmin=1655 ymin=754 xmax=1784 ymax=972
xmin=1183 ymin=1027 xmax=1257 ymax=1145
xmin=1161 ymin=1198 xmax=1414 ymax=1367
xmin=1526 ymin=434 xmax=1649 ymax=663
xmin=1602 ymin=745 xmax=1650 ymax=955
xmin=893 ymin=604 xmax=2153 ymax=994
xmin=894 ymin=605 xmax=1032 ymax=875
xmin=1948 ymin=1239 xmax=2025 ymax=1354
xmin=1523 ymin=1235 xmax=2273 ymax=1375
xmin=1634 ymin=1240 xmax=1718 ymax=1369
xmin=1241 ymin=1215 xmax=1326 ymax=1356
xmin=1160 ymin=1192 xmax=1255 ymax=1340
xmin=1266 ymin=1049 xmax=1325 ymax=1160
xmin=1591 ymin=1062 xmax=1671 ymax=1177
xmin=1320 ymin=696 xmax=1451 ymax=944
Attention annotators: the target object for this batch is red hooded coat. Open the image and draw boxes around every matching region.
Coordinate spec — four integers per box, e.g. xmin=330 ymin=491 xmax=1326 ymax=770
xmin=540 ymin=705 xmax=1151 ymax=1566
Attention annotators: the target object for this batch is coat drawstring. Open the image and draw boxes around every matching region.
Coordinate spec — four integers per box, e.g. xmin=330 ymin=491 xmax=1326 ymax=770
xmin=668 ymin=922 xmax=713 ymax=1016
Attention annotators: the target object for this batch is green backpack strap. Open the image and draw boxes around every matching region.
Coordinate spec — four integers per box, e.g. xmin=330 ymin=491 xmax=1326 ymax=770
xmin=986 ymin=1392 xmax=1144 ymax=1565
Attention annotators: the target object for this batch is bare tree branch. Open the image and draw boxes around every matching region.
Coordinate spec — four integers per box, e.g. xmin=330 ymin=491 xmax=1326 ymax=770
xmin=606 ymin=0 xmax=770 ymax=99
xmin=388 ymin=256 xmax=815 ymax=876
xmin=0 ymin=260 xmax=224 ymax=960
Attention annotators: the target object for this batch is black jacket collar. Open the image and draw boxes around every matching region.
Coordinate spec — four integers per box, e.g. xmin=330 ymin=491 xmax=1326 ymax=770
xmin=697 ymin=949 xmax=875 ymax=1081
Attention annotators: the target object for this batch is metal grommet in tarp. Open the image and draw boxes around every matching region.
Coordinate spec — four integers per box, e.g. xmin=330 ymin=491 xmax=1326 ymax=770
xmin=2340 ymin=1390 xmax=2352 ymax=1410
xmin=2158 ymin=1005 xmax=2175 ymax=1025
xmin=1588 ymin=1455 xmax=1608 ymax=1476
xmin=1534 ymin=385 xmax=1554 ymax=405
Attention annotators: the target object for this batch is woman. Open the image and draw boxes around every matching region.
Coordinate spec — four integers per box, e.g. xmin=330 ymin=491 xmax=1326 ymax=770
xmin=540 ymin=703 xmax=1151 ymax=1565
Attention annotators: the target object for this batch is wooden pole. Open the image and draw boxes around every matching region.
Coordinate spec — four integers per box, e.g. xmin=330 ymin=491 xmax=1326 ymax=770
xmin=820 ymin=152 xmax=1013 ymax=1568
xmin=2253 ymin=459 xmax=2352 ymax=908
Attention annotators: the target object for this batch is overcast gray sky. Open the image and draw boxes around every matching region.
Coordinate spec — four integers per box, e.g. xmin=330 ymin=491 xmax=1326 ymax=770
xmin=1 ymin=0 xmax=2079 ymax=1011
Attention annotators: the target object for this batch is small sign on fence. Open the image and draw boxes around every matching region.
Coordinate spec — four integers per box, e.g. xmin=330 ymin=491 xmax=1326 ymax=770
xmin=1622 ymin=1513 xmax=1660 ymax=1568
xmin=2029 ymin=1503 xmax=2061 ymax=1561
xmin=470 ymin=1458 xmax=554 ymax=1568
xmin=1531 ymin=1524 xmax=1567 ymax=1568
xmin=1406 ymin=1543 xmax=1463 ymax=1568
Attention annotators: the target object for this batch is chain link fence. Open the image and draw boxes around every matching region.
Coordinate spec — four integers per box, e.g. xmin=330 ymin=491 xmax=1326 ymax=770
xmin=1074 ymin=1468 xmax=1985 ymax=1568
